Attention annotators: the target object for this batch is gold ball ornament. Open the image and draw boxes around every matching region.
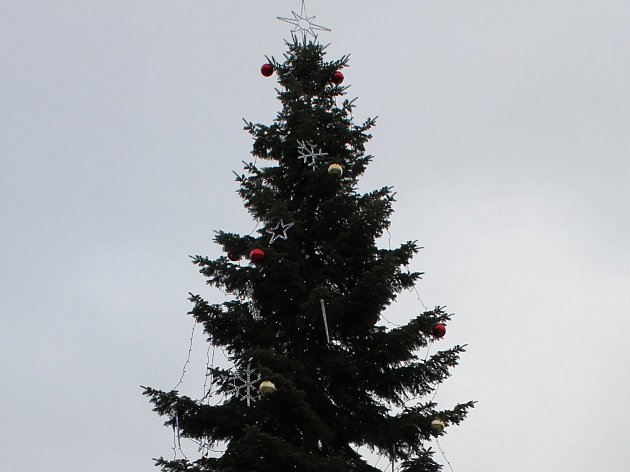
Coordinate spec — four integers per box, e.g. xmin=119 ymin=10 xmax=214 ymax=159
xmin=259 ymin=380 xmax=276 ymax=396
xmin=328 ymin=163 xmax=343 ymax=177
xmin=431 ymin=418 xmax=445 ymax=434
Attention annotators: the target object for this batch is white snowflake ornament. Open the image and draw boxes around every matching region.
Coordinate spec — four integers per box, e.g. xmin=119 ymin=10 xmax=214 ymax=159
xmin=227 ymin=362 xmax=261 ymax=407
xmin=297 ymin=140 xmax=327 ymax=169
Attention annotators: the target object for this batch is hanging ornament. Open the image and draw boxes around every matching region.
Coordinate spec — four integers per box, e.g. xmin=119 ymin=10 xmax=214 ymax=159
xmin=260 ymin=63 xmax=274 ymax=77
xmin=431 ymin=418 xmax=445 ymax=434
xmin=297 ymin=140 xmax=328 ymax=169
xmin=249 ymin=303 xmax=261 ymax=319
xmin=266 ymin=219 xmax=295 ymax=244
xmin=245 ymin=281 xmax=262 ymax=320
xmin=249 ymin=248 xmax=266 ymax=263
xmin=331 ymin=70 xmax=344 ymax=85
xmin=227 ymin=362 xmax=261 ymax=407
xmin=259 ymin=380 xmax=276 ymax=396
xmin=432 ymin=323 xmax=446 ymax=339
xmin=319 ymin=299 xmax=331 ymax=346
xmin=227 ymin=251 xmax=240 ymax=262
xmin=328 ymin=163 xmax=343 ymax=177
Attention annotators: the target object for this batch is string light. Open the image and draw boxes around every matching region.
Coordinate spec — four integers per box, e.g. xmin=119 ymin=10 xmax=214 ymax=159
xmin=247 ymin=220 xmax=261 ymax=237
xmin=385 ymin=228 xmax=392 ymax=250
xmin=172 ymin=424 xmax=178 ymax=460
xmin=202 ymin=342 xmax=216 ymax=401
xmin=430 ymin=383 xmax=441 ymax=404
xmin=378 ymin=226 xmax=456 ymax=471
xmin=172 ymin=410 xmax=188 ymax=460
xmin=411 ymin=284 xmax=429 ymax=312
xmin=423 ymin=339 xmax=434 ymax=362
xmin=174 ymin=319 xmax=197 ymax=391
xmin=435 ymin=438 xmax=456 ymax=472
xmin=380 ymin=313 xmax=402 ymax=328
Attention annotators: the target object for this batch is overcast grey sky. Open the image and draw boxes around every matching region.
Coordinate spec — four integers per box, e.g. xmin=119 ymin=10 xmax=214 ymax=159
xmin=1 ymin=1 xmax=629 ymax=470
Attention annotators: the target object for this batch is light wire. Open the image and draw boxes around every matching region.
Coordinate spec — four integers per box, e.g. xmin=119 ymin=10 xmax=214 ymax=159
xmin=174 ymin=319 xmax=197 ymax=391
xmin=435 ymin=438 xmax=455 ymax=472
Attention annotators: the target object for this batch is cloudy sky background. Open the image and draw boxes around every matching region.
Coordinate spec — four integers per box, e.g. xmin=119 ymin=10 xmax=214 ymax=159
xmin=1 ymin=1 xmax=629 ymax=470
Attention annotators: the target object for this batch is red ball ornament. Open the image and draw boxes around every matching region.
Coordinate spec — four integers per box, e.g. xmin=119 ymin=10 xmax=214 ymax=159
xmin=227 ymin=251 xmax=240 ymax=262
xmin=260 ymin=63 xmax=274 ymax=77
xmin=432 ymin=323 xmax=447 ymax=339
xmin=249 ymin=248 xmax=266 ymax=263
xmin=331 ymin=70 xmax=344 ymax=85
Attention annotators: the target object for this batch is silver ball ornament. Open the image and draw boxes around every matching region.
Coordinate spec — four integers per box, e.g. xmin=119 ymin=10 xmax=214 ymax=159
xmin=328 ymin=163 xmax=343 ymax=177
xmin=259 ymin=380 xmax=276 ymax=396
xmin=431 ymin=418 xmax=445 ymax=434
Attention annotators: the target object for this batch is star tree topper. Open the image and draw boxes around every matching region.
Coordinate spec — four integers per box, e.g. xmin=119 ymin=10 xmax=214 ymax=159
xmin=277 ymin=0 xmax=331 ymax=41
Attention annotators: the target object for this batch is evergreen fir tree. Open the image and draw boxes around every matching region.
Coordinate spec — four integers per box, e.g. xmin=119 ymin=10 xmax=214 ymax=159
xmin=145 ymin=17 xmax=473 ymax=472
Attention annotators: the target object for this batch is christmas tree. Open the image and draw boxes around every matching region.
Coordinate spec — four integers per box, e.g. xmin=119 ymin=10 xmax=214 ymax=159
xmin=145 ymin=5 xmax=473 ymax=471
